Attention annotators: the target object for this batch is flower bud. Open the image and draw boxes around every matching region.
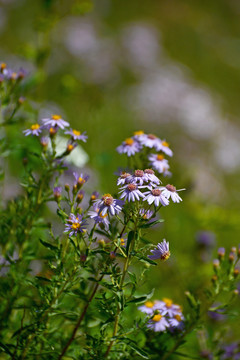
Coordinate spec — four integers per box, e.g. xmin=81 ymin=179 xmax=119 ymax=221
xmin=110 ymin=252 xmax=116 ymax=260
xmin=233 ymin=268 xmax=239 ymax=278
xmin=211 ymin=275 xmax=218 ymax=283
xmin=18 ymin=96 xmax=25 ymax=105
xmin=53 ymin=187 xmax=62 ymax=201
xmin=213 ymin=259 xmax=220 ymax=269
xmin=233 ymin=289 xmax=239 ymax=295
xmin=98 ymin=239 xmax=105 ymax=248
xmin=231 ymin=247 xmax=237 ymax=253
xmin=218 ymin=247 xmax=225 ymax=260
xmin=229 ymin=252 xmax=235 ymax=263
xmin=76 ymin=191 xmax=84 ymax=203
xmin=49 ymin=127 xmax=57 ymax=137
xmin=80 ymin=254 xmax=87 ymax=263
xmin=64 ymin=184 xmax=70 ymax=192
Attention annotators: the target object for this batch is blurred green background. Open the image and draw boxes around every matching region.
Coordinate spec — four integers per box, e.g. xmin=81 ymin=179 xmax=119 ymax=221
xmin=1 ymin=0 xmax=240 ymax=356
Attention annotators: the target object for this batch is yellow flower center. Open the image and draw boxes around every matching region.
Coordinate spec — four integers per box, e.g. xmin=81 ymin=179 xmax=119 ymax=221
xmin=67 ymin=144 xmax=74 ymax=152
xmin=157 ymin=154 xmax=164 ymax=161
xmin=120 ymin=238 xmax=125 ymax=246
xmin=99 ymin=212 xmax=108 ymax=219
xmin=78 ymin=177 xmax=85 ymax=184
xmin=125 ymin=138 xmax=134 ymax=146
xmin=152 ymin=314 xmax=162 ymax=322
xmin=1 ymin=63 xmax=6 ymax=70
xmin=174 ymin=314 xmax=182 ymax=322
xmin=134 ymin=130 xmax=144 ymax=136
xmin=163 ymin=298 xmax=173 ymax=307
xmin=162 ymin=141 xmax=169 ymax=147
xmin=73 ymin=129 xmax=81 ymax=136
xmin=72 ymin=222 xmax=80 ymax=230
xmin=91 ymin=195 xmax=96 ymax=200
xmin=51 ymin=114 xmax=61 ymax=120
xmin=145 ymin=301 xmax=154 ymax=308
xmin=31 ymin=124 xmax=40 ymax=130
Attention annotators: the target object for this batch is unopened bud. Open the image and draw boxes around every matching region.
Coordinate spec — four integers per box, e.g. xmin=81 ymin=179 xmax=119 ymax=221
xmin=110 ymin=252 xmax=116 ymax=260
xmin=98 ymin=239 xmax=105 ymax=248
xmin=218 ymin=247 xmax=225 ymax=260
xmin=18 ymin=96 xmax=25 ymax=105
xmin=234 ymin=268 xmax=239 ymax=278
xmin=72 ymin=184 xmax=78 ymax=193
xmin=76 ymin=191 xmax=84 ymax=203
xmin=231 ymin=247 xmax=237 ymax=253
xmin=233 ymin=289 xmax=239 ymax=295
xmin=80 ymin=254 xmax=87 ymax=262
xmin=64 ymin=184 xmax=70 ymax=192
xmin=49 ymin=127 xmax=57 ymax=137
xmin=211 ymin=274 xmax=218 ymax=283
xmin=229 ymin=252 xmax=235 ymax=263
xmin=213 ymin=259 xmax=220 ymax=269
xmin=66 ymin=144 xmax=74 ymax=154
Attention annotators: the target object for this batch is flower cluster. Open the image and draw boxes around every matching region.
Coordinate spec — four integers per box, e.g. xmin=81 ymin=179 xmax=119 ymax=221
xmin=116 ymin=131 xmax=173 ymax=176
xmin=23 ymin=114 xmax=88 ymax=156
xmin=138 ymin=298 xmax=184 ymax=332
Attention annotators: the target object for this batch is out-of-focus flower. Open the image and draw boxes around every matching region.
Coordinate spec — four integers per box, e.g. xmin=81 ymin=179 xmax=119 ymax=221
xmin=23 ymin=124 xmax=42 ymax=136
xmin=42 ymin=114 xmax=69 ymax=129
xmin=218 ymin=247 xmax=226 ymax=259
xmin=158 ymin=140 xmax=173 ymax=157
xmin=138 ymin=301 xmax=156 ymax=315
xmin=117 ymin=138 xmax=142 ymax=156
xmin=119 ymin=183 xmax=145 ymax=202
xmin=148 ymin=239 xmax=170 ymax=261
xmin=64 ymin=213 xmax=87 ymax=236
xmin=138 ymin=133 xmax=161 ymax=150
xmin=147 ymin=314 xmax=169 ymax=332
xmin=94 ymin=194 xmax=124 ymax=216
xmin=40 ymin=136 xmax=49 ymax=149
xmin=143 ymin=188 xmax=169 ymax=207
xmin=159 ymin=184 xmax=184 ymax=203
xmin=168 ymin=313 xmax=184 ymax=329
xmin=65 ymin=128 xmax=88 ymax=142
xmin=90 ymin=191 xmax=99 ymax=202
xmin=148 ymin=154 xmax=170 ymax=174
xmin=196 ymin=231 xmax=216 ymax=249
xmin=155 ymin=298 xmax=182 ymax=317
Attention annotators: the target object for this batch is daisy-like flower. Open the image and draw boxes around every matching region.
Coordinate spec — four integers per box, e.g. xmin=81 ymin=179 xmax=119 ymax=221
xmin=65 ymin=129 xmax=88 ymax=142
xmin=157 ymin=298 xmax=182 ymax=318
xmin=143 ymin=188 xmax=169 ymax=207
xmin=148 ymin=154 xmax=170 ymax=174
xmin=90 ymin=191 xmax=99 ymax=202
xmin=157 ymin=140 xmax=173 ymax=157
xmin=131 ymin=169 xmax=149 ymax=186
xmin=42 ymin=114 xmax=69 ymax=129
xmin=23 ymin=124 xmax=42 ymax=136
xmin=147 ymin=313 xmax=169 ymax=332
xmin=117 ymin=138 xmax=142 ymax=156
xmin=88 ymin=208 xmax=110 ymax=230
xmin=148 ymin=239 xmax=170 ymax=261
xmin=144 ymin=169 xmax=160 ymax=186
xmin=138 ymin=133 xmax=161 ymax=149
xmin=159 ymin=184 xmax=185 ymax=203
xmin=139 ymin=208 xmax=154 ymax=220
xmin=73 ymin=172 xmax=90 ymax=187
xmin=117 ymin=172 xmax=132 ymax=186
xmin=168 ymin=313 xmax=184 ymax=330
xmin=133 ymin=130 xmax=146 ymax=141
xmin=64 ymin=213 xmax=87 ymax=236
xmin=119 ymin=183 xmax=145 ymax=202
xmin=138 ymin=301 xmax=156 ymax=315
xmin=94 ymin=194 xmax=124 ymax=216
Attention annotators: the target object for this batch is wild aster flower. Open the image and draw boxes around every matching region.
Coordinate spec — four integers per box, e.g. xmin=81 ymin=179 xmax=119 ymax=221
xmin=147 ymin=314 xmax=169 ymax=332
xmin=157 ymin=140 xmax=173 ymax=157
xmin=138 ymin=133 xmax=161 ymax=149
xmin=119 ymin=183 xmax=145 ymax=202
xmin=23 ymin=124 xmax=42 ymax=136
xmin=42 ymin=114 xmax=69 ymax=129
xmin=139 ymin=208 xmax=154 ymax=220
xmin=168 ymin=313 xmax=185 ymax=329
xmin=65 ymin=128 xmax=88 ymax=142
xmin=148 ymin=239 xmax=170 ymax=261
xmin=131 ymin=169 xmax=149 ymax=186
xmin=144 ymin=169 xmax=160 ymax=186
xmin=138 ymin=301 xmax=156 ymax=315
xmin=143 ymin=188 xmax=169 ymax=207
xmin=73 ymin=172 xmax=90 ymax=187
xmin=117 ymin=172 xmax=132 ymax=186
xmin=159 ymin=184 xmax=184 ymax=203
xmin=88 ymin=208 xmax=110 ymax=230
xmin=155 ymin=298 xmax=182 ymax=317
xmin=64 ymin=213 xmax=87 ymax=236
xmin=94 ymin=194 xmax=124 ymax=216
xmin=148 ymin=154 xmax=170 ymax=174
xmin=117 ymin=138 xmax=142 ymax=156
xmin=40 ymin=136 xmax=49 ymax=148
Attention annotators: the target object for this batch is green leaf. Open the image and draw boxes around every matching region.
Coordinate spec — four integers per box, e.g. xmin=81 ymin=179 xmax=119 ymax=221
xmin=127 ymin=295 xmax=148 ymax=304
xmin=139 ymin=219 xmax=164 ymax=228
xmin=126 ymin=231 xmax=135 ymax=255
xmin=39 ymin=238 xmax=58 ymax=251
xmin=135 ymin=252 xmax=157 ymax=265
xmin=121 ymin=339 xmax=149 ymax=359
